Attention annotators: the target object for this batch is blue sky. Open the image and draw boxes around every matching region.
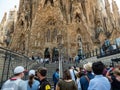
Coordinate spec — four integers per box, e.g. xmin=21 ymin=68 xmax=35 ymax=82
xmin=0 ymin=0 xmax=19 ymax=22
xmin=0 ymin=0 xmax=120 ymax=22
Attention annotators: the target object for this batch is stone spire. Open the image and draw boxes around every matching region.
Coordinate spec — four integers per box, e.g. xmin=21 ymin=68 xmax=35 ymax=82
xmin=0 ymin=12 xmax=7 ymax=24
xmin=104 ymin=0 xmax=114 ymax=33
xmin=9 ymin=0 xmax=120 ymax=57
xmin=104 ymin=0 xmax=111 ymax=18
xmin=7 ymin=5 xmax=17 ymax=22
xmin=112 ymin=0 xmax=120 ymax=29
xmin=0 ymin=12 xmax=7 ymax=46
xmin=97 ymin=0 xmax=107 ymax=17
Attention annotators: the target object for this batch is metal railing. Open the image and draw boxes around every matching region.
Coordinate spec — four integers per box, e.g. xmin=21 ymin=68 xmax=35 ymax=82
xmin=0 ymin=47 xmax=37 ymax=88
xmin=81 ymin=47 xmax=120 ymax=59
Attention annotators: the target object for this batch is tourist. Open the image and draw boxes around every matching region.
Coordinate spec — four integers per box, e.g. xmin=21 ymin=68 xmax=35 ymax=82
xmin=80 ymin=62 xmax=94 ymax=90
xmin=88 ymin=61 xmax=111 ymax=90
xmin=56 ymin=69 xmax=77 ymax=90
xmin=106 ymin=67 xmax=120 ymax=90
xmin=26 ymin=70 xmax=40 ymax=90
xmin=52 ymin=68 xmax=59 ymax=90
xmin=37 ymin=67 xmax=51 ymax=90
xmin=1 ymin=66 xmax=27 ymax=90
xmin=69 ymin=66 xmax=78 ymax=81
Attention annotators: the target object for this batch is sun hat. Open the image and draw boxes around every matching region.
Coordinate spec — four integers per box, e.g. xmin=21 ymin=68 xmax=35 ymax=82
xmin=84 ymin=62 xmax=92 ymax=71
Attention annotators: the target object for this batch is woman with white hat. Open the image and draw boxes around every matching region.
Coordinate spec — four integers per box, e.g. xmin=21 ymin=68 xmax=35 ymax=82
xmin=26 ymin=70 xmax=40 ymax=90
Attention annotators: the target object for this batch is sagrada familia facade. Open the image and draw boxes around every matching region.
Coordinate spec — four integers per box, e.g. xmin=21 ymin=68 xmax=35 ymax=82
xmin=0 ymin=0 xmax=120 ymax=58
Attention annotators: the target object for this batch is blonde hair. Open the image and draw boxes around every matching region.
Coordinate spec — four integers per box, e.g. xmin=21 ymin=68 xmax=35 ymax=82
xmin=113 ymin=68 xmax=120 ymax=76
xmin=84 ymin=62 xmax=92 ymax=71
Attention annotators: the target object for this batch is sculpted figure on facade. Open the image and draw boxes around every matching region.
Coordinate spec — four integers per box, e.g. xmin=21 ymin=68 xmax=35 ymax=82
xmin=51 ymin=28 xmax=57 ymax=42
xmin=46 ymin=29 xmax=51 ymax=42
xmin=71 ymin=1 xmax=84 ymax=23
xmin=112 ymin=0 xmax=120 ymax=30
xmin=7 ymin=0 xmax=120 ymax=57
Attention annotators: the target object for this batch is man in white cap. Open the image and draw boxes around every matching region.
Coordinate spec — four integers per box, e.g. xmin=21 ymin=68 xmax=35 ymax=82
xmin=1 ymin=66 xmax=27 ymax=90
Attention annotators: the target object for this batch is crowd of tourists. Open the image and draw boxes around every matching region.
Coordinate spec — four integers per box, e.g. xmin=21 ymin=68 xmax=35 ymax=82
xmin=1 ymin=61 xmax=120 ymax=90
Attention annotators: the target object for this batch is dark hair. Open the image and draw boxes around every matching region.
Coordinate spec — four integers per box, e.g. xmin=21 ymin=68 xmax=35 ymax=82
xmin=76 ymin=71 xmax=85 ymax=78
xmin=92 ymin=61 xmax=105 ymax=75
xmin=28 ymin=75 xmax=34 ymax=88
xmin=63 ymin=69 xmax=71 ymax=80
xmin=56 ymin=68 xmax=59 ymax=72
xmin=37 ymin=67 xmax=47 ymax=76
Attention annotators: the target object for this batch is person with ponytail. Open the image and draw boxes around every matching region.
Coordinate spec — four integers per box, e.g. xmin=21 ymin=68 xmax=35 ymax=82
xmin=26 ymin=70 xmax=40 ymax=90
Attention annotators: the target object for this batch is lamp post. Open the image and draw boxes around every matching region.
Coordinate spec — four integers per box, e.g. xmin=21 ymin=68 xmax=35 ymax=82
xmin=58 ymin=43 xmax=63 ymax=78
xmin=78 ymin=37 xmax=82 ymax=58
xmin=57 ymin=34 xmax=63 ymax=78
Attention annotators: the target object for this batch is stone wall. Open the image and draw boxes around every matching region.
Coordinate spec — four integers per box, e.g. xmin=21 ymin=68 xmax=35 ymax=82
xmin=9 ymin=0 xmax=120 ymax=59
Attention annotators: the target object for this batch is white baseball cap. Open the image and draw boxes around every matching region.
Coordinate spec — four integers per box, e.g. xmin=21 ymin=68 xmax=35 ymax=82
xmin=14 ymin=66 xmax=26 ymax=74
xmin=29 ymin=70 xmax=35 ymax=76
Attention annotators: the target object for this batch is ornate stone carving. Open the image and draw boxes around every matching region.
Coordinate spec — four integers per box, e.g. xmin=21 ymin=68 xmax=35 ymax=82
xmin=7 ymin=0 xmax=120 ymax=58
xmin=44 ymin=0 xmax=54 ymax=7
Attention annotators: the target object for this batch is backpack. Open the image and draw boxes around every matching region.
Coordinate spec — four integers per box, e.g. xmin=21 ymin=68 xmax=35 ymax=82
xmin=1 ymin=79 xmax=21 ymax=90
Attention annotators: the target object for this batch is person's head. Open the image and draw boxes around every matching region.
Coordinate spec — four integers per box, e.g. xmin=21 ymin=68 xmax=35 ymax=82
xmin=113 ymin=68 xmax=120 ymax=76
xmin=92 ymin=61 xmax=105 ymax=75
xmin=63 ymin=69 xmax=71 ymax=80
xmin=29 ymin=70 xmax=35 ymax=76
xmin=28 ymin=70 xmax=35 ymax=88
xmin=69 ymin=66 xmax=74 ymax=69
xmin=37 ymin=67 xmax=47 ymax=80
xmin=83 ymin=62 xmax=92 ymax=72
xmin=14 ymin=66 xmax=26 ymax=78
xmin=56 ymin=68 xmax=59 ymax=73
xmin=76 ymin=71 xmax=85 ymax=78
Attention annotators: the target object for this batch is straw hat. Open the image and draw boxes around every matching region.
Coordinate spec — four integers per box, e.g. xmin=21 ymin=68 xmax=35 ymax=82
xmin=84 ymin=62 xmax=92 ymax=71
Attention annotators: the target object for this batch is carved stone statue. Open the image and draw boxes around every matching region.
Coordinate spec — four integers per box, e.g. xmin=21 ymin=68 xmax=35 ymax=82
xmin=95 ymin=21 xmax=104 ymax=38
xmin=78 ymin=36 xmax=82 ymax=55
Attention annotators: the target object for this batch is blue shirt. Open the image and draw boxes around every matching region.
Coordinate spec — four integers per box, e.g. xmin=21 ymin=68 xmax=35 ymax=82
xmin=26 ymin=79 xmax=40 ymax=90
xmin=53 ymin=72 xmax=59 ymax=83
xmin=88 ymin=75 xmax=111 ymax=90
xmin=80 ymin=72 xmax=94 ymax=90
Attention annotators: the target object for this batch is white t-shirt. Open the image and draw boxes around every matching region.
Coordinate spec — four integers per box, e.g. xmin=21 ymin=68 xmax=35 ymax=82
xmin=69 ymin=69 xmax=78 ymax=81
xmin=1 ymin=78 xmax=27 ymax=90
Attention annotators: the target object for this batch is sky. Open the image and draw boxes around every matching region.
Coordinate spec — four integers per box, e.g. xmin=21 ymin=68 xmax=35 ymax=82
xmin=108 ymin=0 xmax=120 ymax=12
xmin=0 ymin=0 xmax=19 ymax=22
xmin=0 ymin=0 xmax=120 ymax=22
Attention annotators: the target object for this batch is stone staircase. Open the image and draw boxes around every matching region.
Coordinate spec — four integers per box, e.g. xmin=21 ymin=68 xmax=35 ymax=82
xmin=30 ymin=53 xmax=120 ymax=85
xmin=1 ymin=49 xmax=120 ymax=89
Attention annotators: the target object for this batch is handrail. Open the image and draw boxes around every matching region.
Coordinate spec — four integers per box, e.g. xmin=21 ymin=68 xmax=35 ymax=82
xmin=0 ymin=47 xmax=29 ymax=59
xmin=0 ymin=47 xmax=36 ymax=88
